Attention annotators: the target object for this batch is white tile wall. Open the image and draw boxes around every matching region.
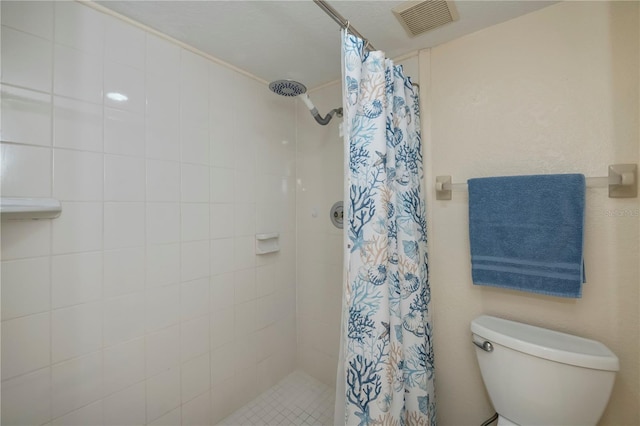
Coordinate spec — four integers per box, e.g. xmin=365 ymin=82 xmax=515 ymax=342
xmin=181 ymin=240 xmax=210 ymax=281
xmin=104 ymin=18 xmax=145 ymax=69
xmin=103 ymin=202 xmax=145 ymax=249
xmin=1 ymin=143 xmax=52 ymax=197
xmin=103 ymin=291 xmax=146 ymax=347
xmin=52 ymin=202 xmax=103 ymax=254
xmin=181 ymin=203 xmax=210 ymax=242
xmin=181 ymin=352 xmax=210 ymax=403
xmin=146 ymin=367 xmax=180 ymax=423
xmin=234 ymin=236 xmax=256 ymax=270
xmin=211 ymin=307 xmax=235 ymax=350
xmin=103 ymin=382 xmax=147 ymax=426
xmin=104 ymin=61 xmax=145 ymax=113
xmin=1 ymin=256 xmax=51 ymax=320
xmin=146 ymin=325 xmax=180 ymax=379
xmin=210 ymin=272 xmax=235 ymax=310
xmin=181 ymin=163 xmax=210 ymax=203
xmin=52 ymin=301 xmax=102 ymax=363
xmin=210 ymin=343 xmax=235 ymax=385
xmin=146 ymin=160 xmax=180 ymax=202
xmin=103 ymin=247 xmax=145 ymax=298
xmin=51 ymin=400 xmax=103 ymax=426
xmin=145 ymin=67 xmax=180 ymax=161
xmin=1 ymin=85 xmax=51 ymax=146
xmin=51 ymin=352 xmax=103 ymax=419
xmin=51 ymin=251 xmax=102 ymax=308
xmin=54 ymin=2 xmax=104 ymax=53
xmin=146 ymin=243 xmax=181 ymax=287
xmin=148 ymin=407 xmax=181 ymax=426
xmin=146 ymin=34 xmax=180 ymax=75
xmin=1 ymin=26 xmax=52 ymax=92
xmin=0 ymin=3 xmax=297 ymax=425
xmin=104 ymin=107 xmax=145 ymax=157
xmin=53 ymin=96 xmax=103 ymax=152
xmin=1 ymin=219 xmax=52 ymax=260
xmin=146 ymin=203 xmax=181 ymax=245
xmin=53 ymin=44 xmax=103 ymax=103
xmin=234 ymin=268 xmax=256 ymax=304
xmin=182 ymin=391 xmax=212 ymax=426
xmin=104 ymin=155 xmax=145 ymax=201
xmin=209 ymin=205 xmax=233 ymax=242
xmin=181 ymin=278 xmax=210 ymax=321
xmin=180 ymin=314 xmax=210 ymax=362
xmin=210 ymin=167 xmax=235 ymax=203
xmin=1 ymin=367 xmax=52 ymax=426
xmin=53 ymin=149 xmax=104 ymax=201
xmin=1 ymin=1 xmax=53 ymax=40
xmin=1 ymin=313 xmax=51 ymax=380
xmin=145 ymin=284 xmax=180 ymax=333
xmin=103 ymin=338 xmax=145 ymax=396
xmin=295 ymin=83 xmax=344 ymax=387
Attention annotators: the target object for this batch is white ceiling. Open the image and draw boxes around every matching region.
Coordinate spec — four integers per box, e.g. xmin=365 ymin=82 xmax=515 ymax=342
xmin=97 ymin=0 xmax=557 ymax=89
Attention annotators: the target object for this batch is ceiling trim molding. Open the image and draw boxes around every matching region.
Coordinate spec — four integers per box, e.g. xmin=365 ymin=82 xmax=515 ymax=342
xmin=308 ymin=79 xmax=341 ymax=94
xmin=78 ymin=0 xmax=268 ymax=85
xmin=308 ymin=49 xmax=421 ymax=93
xmin=394 ymin=49 xmax=420 ymax=63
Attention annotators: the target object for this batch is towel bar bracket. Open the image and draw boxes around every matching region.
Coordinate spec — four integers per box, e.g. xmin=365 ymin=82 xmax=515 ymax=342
xmin=435 ymin=175 xmax=452 ymax=200
xmin=609 ymin=164 xmax=637 ymax=198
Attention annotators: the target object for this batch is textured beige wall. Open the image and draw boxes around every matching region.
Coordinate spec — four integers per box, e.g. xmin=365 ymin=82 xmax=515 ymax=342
xmin=424 ymin=2 xmax=639 ymax=425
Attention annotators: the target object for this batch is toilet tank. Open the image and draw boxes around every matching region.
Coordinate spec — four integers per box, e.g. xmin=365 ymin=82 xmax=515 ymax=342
xmin=471 ymin=315 xmax=619 ymax=426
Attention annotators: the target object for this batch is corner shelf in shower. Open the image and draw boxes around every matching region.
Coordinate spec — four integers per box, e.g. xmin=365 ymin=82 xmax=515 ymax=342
xmin=1 ymin=197 xmax=62 ymax=220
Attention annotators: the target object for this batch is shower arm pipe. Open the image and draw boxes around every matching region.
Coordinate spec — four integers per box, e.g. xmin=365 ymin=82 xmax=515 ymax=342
xmin=299 ymin=93 xmax=343 ymax=126
xmin=313 ymin=0 xmax=375 ymax=51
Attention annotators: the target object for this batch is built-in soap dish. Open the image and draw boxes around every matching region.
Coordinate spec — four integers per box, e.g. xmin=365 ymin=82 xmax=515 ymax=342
xmin=255 ymin=233 xmax=280 ymax=254
xmin=1 ymin=197 xmax=62 ymax=220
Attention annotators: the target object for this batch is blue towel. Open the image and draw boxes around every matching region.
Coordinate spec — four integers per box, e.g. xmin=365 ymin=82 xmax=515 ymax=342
xmin=468 ymin=174 xmax=586 ymax=298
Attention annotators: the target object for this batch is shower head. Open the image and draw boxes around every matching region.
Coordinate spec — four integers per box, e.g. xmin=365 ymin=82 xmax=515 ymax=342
xmin=269 ymin=80 xmax=307 ymax=97
xmin=268 ymin=79 xmax=342 ymax=126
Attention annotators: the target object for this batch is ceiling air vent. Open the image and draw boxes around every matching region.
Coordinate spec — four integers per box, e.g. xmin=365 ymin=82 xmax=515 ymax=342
xmin=392 ymin=0 xmax=459 ymax=37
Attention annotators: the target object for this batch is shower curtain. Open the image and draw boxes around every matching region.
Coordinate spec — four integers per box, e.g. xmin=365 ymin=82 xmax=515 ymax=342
xmin=336 ymin=30 xmax=436 ymax=426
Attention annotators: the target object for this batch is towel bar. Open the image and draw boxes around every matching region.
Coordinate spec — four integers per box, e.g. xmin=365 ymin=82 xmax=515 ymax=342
xmin=435 ymin=164 xmax=637 ymax=200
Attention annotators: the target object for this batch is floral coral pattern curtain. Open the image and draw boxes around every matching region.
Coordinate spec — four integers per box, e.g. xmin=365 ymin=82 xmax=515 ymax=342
xmin=338 ymin=30 xmax=436 ymax=426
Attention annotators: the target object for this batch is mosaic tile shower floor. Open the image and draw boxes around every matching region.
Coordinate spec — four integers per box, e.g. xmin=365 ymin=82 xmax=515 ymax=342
xmin=217 ymin=371 xmax=335 ymax=426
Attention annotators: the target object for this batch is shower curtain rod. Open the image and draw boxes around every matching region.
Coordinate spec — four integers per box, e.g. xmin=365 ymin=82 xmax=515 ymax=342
xmin=313 ymin=0 xmax=376 ymax=51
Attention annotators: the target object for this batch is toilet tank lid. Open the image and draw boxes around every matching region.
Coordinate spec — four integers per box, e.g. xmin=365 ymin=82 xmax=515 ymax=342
xmin=471 ymin=315 xmax=619 ymax=371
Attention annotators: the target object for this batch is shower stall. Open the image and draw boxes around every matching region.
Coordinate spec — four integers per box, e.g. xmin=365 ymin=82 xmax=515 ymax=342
xmin=0 ymin=1 xmax=420 ymax=425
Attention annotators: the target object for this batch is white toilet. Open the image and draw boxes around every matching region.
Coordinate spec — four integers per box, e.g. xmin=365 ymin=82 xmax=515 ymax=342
xmin=471 ymin=315 xmax=619 ymax=426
